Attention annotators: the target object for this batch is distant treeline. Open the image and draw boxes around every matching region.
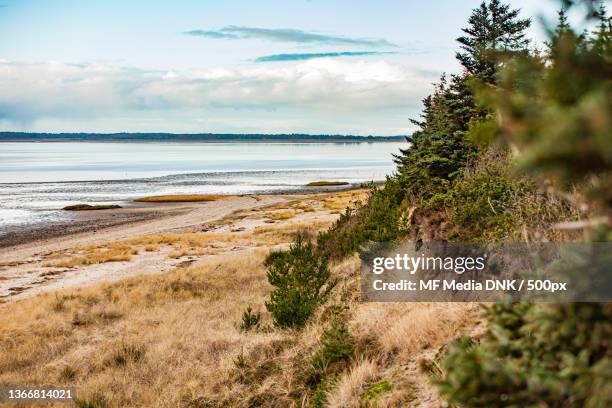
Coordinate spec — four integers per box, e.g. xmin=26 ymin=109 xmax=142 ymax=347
xmin=0 ymin=132 xmax=406 ymax=142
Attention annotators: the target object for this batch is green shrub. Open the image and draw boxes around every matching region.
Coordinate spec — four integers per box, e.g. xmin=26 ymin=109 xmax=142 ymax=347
xmin=310 ymin=377 xmax=337 ymax=408
xmin=439 ymin=303 xmax=612 ymax=407
xmin=239 ymin=306 xmax=261 ymax=332
xmin=317 ymin=178 xmax=408 ymax=259
xmin=426 ymin=151 xmax=531 ymax=242
xmin=362 ymin=379 xmax=393 ymax=401
xmin=265 ymin=235 xmax=335 ymax=329
xmin=310 ymin=317 xmax=354 ymax=375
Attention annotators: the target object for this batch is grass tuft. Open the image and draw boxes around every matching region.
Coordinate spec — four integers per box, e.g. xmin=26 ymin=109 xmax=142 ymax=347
xmin=63 ymin=204 xmax=121 ymax=211
xmin=133 ymin=194 xmax=224 ymax=203
xmin=362 ymin=379 xmax=393 ymax=401
xmin=306 ymin=181 xmax=349 ymax=187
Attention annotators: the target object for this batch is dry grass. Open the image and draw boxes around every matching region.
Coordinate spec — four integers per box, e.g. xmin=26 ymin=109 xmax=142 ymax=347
xmin=264 ymin=209 xmax=296 ymax=221
xmin=1 ymin=189 xmax=480 ymax=406
xmin=47 ymin=214 xmax=333 ymax=266
xmin=322 ymin=190 xmax=368 ymax=211
xmin=133 ymin=194 xmax=224 ymax=203
xmin=2 ymin=249 xmax=478 ymax=407
xmin=50 ymin=245 xmax=138 ymax=267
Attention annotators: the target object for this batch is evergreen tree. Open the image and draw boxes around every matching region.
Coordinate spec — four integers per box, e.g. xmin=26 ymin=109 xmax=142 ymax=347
xmin=589 ymin=2 xmax=611 ymax=58
xmin=394 ymin=75 xmax=476 ymax=199
xmin=439 ymin=2 xmax=612 ymax=406
xmin=545 ymin=7 xmax=573 ymax=55
xmin=456 ymin=0 xmax=531 ymax=81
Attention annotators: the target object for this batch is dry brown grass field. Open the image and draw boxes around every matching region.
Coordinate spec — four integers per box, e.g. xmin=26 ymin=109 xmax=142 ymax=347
xmin=0 ymin=189 xmax=480 ymax=407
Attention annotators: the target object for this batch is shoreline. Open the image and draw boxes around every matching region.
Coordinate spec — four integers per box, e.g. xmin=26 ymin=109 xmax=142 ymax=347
xmin=0 ymin=188 xmax=368 ymax=301
xmin=0 ymin=185 xmax=361 ymax=248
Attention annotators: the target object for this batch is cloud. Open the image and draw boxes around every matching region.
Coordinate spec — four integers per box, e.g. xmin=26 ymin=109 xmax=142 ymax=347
xmin=255 ymin=51 xmax=397 ymax=62
xmin=0 ymin=59 xmax=436 ymax=128
xmin=184 ymin=26 xmax=397 ymax=48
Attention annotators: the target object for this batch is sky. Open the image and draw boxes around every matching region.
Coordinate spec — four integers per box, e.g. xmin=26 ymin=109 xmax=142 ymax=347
xmin=0 ymin=0 xmax=584 ymax=135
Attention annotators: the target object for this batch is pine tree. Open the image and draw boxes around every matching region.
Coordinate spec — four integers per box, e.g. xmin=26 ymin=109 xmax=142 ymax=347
xmin=393 ymin=73 xmax=479 ymax=200
xmin=545 ymin=7 xmax=573 ymax=55
xmin=589 ymin=2 xmax=611 ymax=58
xmin=456 ymin=0 xmax=531 ymax=81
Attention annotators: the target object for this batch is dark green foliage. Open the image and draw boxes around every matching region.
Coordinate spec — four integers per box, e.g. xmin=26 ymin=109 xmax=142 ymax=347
xmin=310 ymin=377 xmax=337 ymax=408
xmin=439 ymin=303 xmax=612 ymax=407
xmin=265 ymin=235 xmax=335 ymax=329
xmin=317 ymin=177 xmax=407 ymax=259
xmin=394 ymin=75 xmax=478 ymax=200
xmin=310 ymin=317 xmax=354 ymax=374
xmin=456 ymin=0 xmax=531 ymax=81
xmin=240 ymin=306 xmax=261 ymax=332
xmin=427 ymin=151 xmax=531 ymax=241
xmin=305 ymin=314 xmax=354 ymax=391
xmin=493 ymin=4 xmax=612 ymax=211
xmin=439 ymin=5 xmax=612 ymax=407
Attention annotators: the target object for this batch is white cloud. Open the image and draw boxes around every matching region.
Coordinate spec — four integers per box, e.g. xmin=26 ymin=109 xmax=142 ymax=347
xmin=0 ymin=59 xmax=437 ymax=133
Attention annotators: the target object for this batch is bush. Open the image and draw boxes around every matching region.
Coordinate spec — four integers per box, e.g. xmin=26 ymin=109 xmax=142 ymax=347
xmin=426 ymin=150 xmax=531 ymax=242
xmin=438 ymin=302 xmax=612 ymax=407
xmin=310 ymin=377 xmax=337 ymax=408
xmin=362 ymin=379 xmax=393 ymax=401
xmin=317 ymin=178 xmax=408 ymax=259
xmin=310 ymin=317 xmax=354 ymax=375
xmin=239 ymin=306 xmax=261 ymax=332
xmin=265 ymin=235 xmax=335 ymax=329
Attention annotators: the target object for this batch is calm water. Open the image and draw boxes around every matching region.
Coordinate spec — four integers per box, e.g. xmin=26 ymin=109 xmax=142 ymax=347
xmin=0 ymin=141 xmax=403 ymax=230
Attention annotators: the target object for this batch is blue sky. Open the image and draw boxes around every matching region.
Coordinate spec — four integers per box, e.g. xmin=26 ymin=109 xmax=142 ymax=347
xmin=0 ymin=0 xmax=577 ymax=135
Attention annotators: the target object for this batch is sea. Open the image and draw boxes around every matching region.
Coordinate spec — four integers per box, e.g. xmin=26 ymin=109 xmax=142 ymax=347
xmin=0 ymin=141 xmax=404 ymax=230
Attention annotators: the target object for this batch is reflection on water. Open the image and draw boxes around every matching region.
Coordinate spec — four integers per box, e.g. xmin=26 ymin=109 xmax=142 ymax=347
xmin=0 ymin=141 xmax=403 ymax=230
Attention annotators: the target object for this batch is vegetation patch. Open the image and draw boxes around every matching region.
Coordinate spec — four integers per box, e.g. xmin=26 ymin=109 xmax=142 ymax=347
xmin=133 ymin=194 xmax=224 ymax=203
xmin=310 ymin=377 xmax=337 ymax=408
xmin=362 ymin=379 xmax=393 ymax=401
xmin=74 ymin=392 xmax=108 ymax=408
xmin=63 ymin=204 xmax=122 ymax=211
xmin=239 ymin=306 xmax=261 ymax=332
xmin=265 ymin=234 xmax=335 ymax=328
xmin=110 ymin=344 xmax=146 ymax=367
xmin=307 ymin=315 xmax=354 ymax=385
xmin=306 ymin=181 xmax=349 ymax=187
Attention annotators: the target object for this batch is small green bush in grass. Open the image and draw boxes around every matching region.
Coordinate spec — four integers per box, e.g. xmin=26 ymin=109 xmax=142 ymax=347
xmin=310 ymin=317 xmax=354 ymax=373
xmin=265 ymin=235 xmax=335 ymax=329
xmin=240 ymin=306 xmax=261 ymax=332
xmin=310 ymin=377 xmax=337 ymax=408
xmin=362 ymin=379 xmax=393 ymax=401
xmin=317 ymin=178 xmax=408 ymax=259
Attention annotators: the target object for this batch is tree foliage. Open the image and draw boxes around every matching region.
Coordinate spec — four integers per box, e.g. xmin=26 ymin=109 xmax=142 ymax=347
xmin=438 ymin=2 xmax=612 ymax=407
xmin=265 ymin=235 xmax=335 ymax=329
xmin=456 ymin=0 xmax=531 ymax=81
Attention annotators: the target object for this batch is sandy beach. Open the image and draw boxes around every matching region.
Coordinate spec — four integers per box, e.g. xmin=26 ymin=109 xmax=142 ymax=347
xmin=0 ymin=190 xmax=366 ymax=302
